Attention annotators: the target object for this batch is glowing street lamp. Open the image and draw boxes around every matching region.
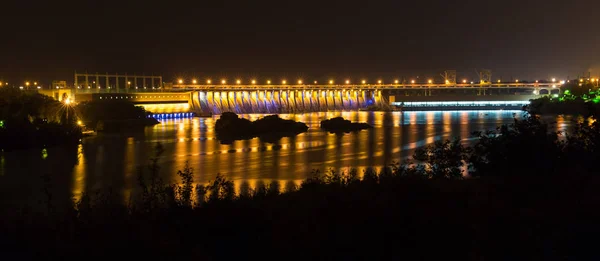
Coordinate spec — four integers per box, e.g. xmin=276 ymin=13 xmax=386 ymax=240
xmin=445 ymin=80 xmax=450 ymax=84
xmin=251 ymin=80 xmax=256 ymax=84
xmin=178 ymin=79 xmax=183 ymax=84
xmin=345 ymin=80 xmax=350 ymax=84
xmin=221 ymin=80 xmax=226 ymax=84
xmin=298 ymin=80 xmax=303 ymax=84
xmin=377 ymin=80 xmax=382 ymax=84
xmin=236 ymin=79 xmax=241 ymax=84
xmin=552 ymin=78 xmax=556 ymax=82
xmin=516 ymin=79 xmax=519 ymax=83
xmin=329 ymin=80 xmax=334 ymax=84
xmin=207 ymin=79 xmax=212 ymax=84
xmin=497 ymin=79 xmax=501 ymax=83
xmin=192 ymin=79 xmax=197 ymax=84
xmin=394 ymin=80 xmax=399 ymax=84
xmin=267 ymin=80 xmax=271 ymax=84
xmin=362 ymin=80 xmax=366 ymax=84
xmin=314 ymin=81 xmax=317 ymax=84
xmin=34 ymin=82 xmax=37 ymax=85
xmin=462 ymin=79 xmax=467 ymax=83
xmin=428 ymin=79 xmax=432 ymax=84
xmin=411 ymin=80 xmax=415 ymax=84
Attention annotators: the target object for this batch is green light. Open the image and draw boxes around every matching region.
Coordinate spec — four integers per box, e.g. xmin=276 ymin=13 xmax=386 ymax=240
xmin=41 ymin=148 xmax=48 ymax=159
xmin=564 ymin=90 xmax=571 ymax=95
xmin=552 ymin=94 xmax=559 ymax=98
xmin=0 ymin=120 xmax=3 ymax=128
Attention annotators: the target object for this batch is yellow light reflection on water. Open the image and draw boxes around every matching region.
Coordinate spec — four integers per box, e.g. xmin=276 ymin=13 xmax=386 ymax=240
xmin=72 ymin=144 xmax=85 ymax=202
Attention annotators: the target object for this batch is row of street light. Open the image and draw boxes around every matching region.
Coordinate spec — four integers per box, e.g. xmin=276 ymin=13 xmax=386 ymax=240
xmin=177 ymin=78 xmax=564 ymax=85
xmin=0 ymin=76 xmax=575 ymax=89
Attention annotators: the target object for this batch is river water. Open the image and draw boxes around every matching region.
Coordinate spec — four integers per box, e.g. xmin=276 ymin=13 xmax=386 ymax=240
xmin=0 ymin=111 xmax=571 ymax=206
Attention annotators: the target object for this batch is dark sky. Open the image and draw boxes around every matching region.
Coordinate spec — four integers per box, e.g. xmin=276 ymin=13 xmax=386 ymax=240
xmin=1 ymin=0 xmax=598 ymax=85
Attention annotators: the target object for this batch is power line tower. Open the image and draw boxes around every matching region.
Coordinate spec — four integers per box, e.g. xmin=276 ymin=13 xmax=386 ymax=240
xmin=476 ymin=69 xmax=492 ymax=84
xmin=441 ymin=70 xmax=457 ymax=84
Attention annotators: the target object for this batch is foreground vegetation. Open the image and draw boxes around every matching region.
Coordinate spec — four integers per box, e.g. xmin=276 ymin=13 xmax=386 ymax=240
xmin=0 ymin=88 xmax=81 ymax=151
xmin=2 ymin=114 xmax=600 ymax=259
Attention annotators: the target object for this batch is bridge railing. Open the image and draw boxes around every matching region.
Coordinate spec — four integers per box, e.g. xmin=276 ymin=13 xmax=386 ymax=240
xmin=73 ymin=88 xmax=185 ymax=94
xmin=169 ymin=83 xmax=561 ymax=90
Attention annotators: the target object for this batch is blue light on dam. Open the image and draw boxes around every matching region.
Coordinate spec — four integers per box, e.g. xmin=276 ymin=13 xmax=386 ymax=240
xmin=149 ymin=112 xmax=195 ymax=119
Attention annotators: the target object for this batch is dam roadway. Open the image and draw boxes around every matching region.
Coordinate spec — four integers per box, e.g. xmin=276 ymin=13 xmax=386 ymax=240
xmin=72 ymin=83 xmax=561 ymax=115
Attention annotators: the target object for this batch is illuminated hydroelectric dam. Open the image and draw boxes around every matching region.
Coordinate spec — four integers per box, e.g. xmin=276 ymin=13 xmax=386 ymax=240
xmin=73 ymin=82 xmax=561 ymax=114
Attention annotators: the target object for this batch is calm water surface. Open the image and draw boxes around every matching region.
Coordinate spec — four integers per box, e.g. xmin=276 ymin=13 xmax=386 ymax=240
xmin=0 ymin=111 xmax=571 ymax=205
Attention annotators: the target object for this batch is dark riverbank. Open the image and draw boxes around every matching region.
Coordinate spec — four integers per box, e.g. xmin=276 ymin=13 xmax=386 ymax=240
xmin=3 ymin=173 xmax=599 ymax=260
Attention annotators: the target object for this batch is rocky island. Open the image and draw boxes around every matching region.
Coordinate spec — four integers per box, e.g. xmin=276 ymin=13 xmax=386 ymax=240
xmin=215 ymin=112 xmax=309 ymax=144
xmin=320 ymin=117 xmax=373 ymax=133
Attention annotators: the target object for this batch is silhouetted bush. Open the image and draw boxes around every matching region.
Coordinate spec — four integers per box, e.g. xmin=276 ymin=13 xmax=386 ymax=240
xmin=470 ymin=115 xmax=564 ymax=177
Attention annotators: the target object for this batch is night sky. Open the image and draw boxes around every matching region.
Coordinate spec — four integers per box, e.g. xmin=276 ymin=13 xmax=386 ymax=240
xmin=1 ymin=0 xmax=598 ymax=85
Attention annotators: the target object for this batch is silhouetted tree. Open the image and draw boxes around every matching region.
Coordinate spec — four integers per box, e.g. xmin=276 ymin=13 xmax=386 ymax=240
xmin=470 ymin=115 xmax=563 ymax=177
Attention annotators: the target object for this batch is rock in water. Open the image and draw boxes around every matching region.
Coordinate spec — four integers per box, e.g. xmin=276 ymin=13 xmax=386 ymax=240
xmin=320 ymin=117 xmax=372 ymax=133
xmin=215 ymin=113 xmax=308 ymax=144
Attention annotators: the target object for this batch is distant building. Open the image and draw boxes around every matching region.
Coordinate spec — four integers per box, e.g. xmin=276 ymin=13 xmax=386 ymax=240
xmin=52 ymin=80 xmax=68 ymax=89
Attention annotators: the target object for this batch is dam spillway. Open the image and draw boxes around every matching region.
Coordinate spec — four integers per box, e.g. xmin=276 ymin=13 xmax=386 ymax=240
xmin=189 ymin=89 xmax=381 ymax=115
